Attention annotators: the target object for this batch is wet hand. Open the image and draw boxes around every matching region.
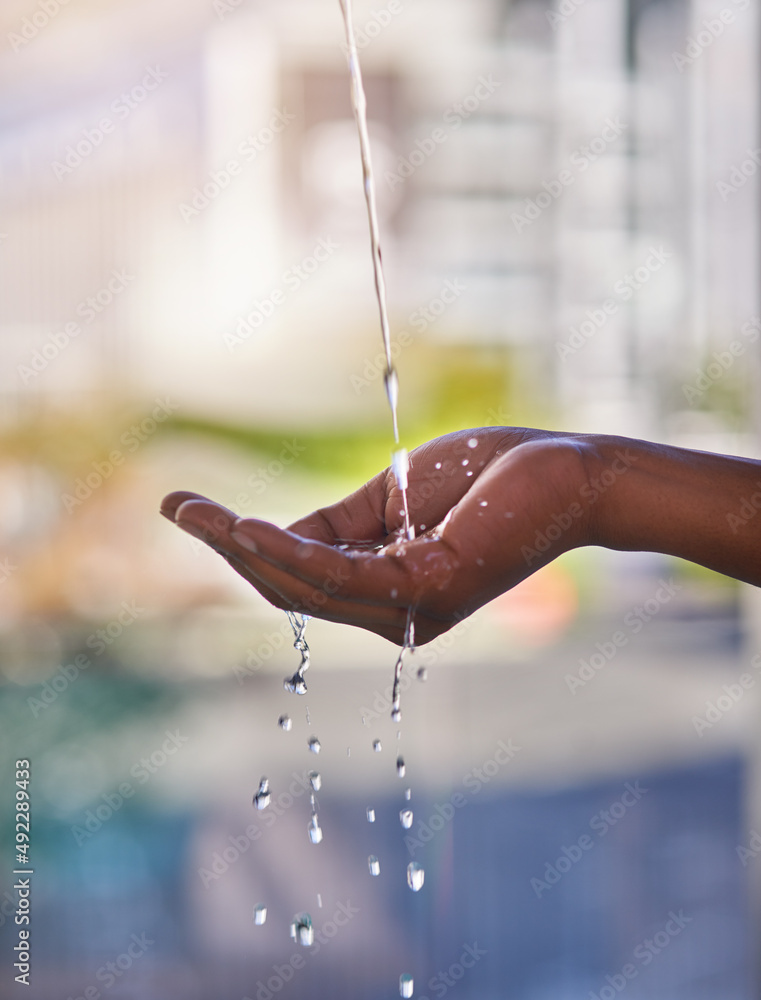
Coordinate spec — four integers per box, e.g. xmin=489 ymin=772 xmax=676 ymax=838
xmin=160 ymin=428 xmax=590 ymax=645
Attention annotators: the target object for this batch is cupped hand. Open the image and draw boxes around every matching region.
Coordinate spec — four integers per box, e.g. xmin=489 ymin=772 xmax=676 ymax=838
xmin=161 ymin=427 xmax=591 ymax=644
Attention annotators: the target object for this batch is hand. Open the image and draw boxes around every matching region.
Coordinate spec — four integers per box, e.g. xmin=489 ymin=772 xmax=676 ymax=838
xmin=161 ymin=428 xmax=591 ymax=645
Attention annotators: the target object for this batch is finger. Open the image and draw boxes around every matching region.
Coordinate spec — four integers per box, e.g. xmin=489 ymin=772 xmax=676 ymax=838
xmin=161 ymin=491 xmax=238 ymax=523
xmin=173 ymin=499 xmax=419 ymax=624
xmin=287 ymin=469 xmax=391 ymax=546
xmin=229 ymin=517 xmax=423 ymax=605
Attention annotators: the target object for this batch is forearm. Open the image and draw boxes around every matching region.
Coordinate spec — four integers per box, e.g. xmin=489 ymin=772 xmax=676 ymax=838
xmin=585 ymin=435 xmax=761 ymax=586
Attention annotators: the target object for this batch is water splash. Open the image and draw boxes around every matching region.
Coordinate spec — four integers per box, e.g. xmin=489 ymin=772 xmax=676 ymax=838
xmin=253 ymin=777 xmax=271 ymax=810
xmin=284 ymin=612 xmax=311 ymax=694
xmin=254 ymin=904 xmax=267 ymax=926
xmin=290 ymin=913 xmax=314 ymax=947
xmin=406 ymin=862 xmax=425 ymax=892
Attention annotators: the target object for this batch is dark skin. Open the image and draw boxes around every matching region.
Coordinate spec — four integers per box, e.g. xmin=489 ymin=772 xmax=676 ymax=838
xmin=161 ymin=428 xmax=761 ymax=645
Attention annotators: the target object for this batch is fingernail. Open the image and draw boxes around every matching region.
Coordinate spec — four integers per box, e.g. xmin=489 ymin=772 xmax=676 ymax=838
xmin=230 ymin=528 xmax=258 ymax=554
xmin=176 ymin=520 xmax=217 ymax=544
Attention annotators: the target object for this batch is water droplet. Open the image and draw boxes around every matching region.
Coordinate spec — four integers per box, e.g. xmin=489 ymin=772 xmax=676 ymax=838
xmin=368 ymin=855 xmax=380 ymax=876
xmin=317 ymin=894 xmax=323 ymax=908
xmin=253 ymin=777 xmax=271 ymax=810
xmin=391 ymin=708 xmax=401 ymax=723
xmin=254 ymin=904 xmax=267 ymax=925
xmin=404 ymin=787 xmax=411 ymax=800
xmin=434 ymin=462 xmax=442 ymax=470
xmin=308 ymin=736 xmax=321 ymax=754
xmin=466 ymin=471 xmax=473 ymax=477
xmin=476 ymin=558 xmax=485 ymax=567
xmin=396 ymin=755 xmax=406 ymax=778
xmin=417 ymin=667 xmax=428 ymax=682
xmin=347 ymin=747 xmax=351 ymax=757
xmin=308 ymin=770 xmax=321 ymax=791
xmin=373 ymin=739 xmax=382 ymax=753
xmin=461 ymin=459 xmax=469 ymax=467
xmin=400 ymin=809 xmax=413 ymax=829
xmin=308 ymin=816 xmax=323 ymax=844
xmin=367 ymin=807 xmax=376 ymax=823
xmin=467 ymin=437 xmax=478 ymax=449
xmin=390 ymin=588 xmax=398 ymax=599
xmin=284 ymin=675 xmax=307 ymax=695
xmin=407 ymin=862 xmax=425 ymax=892
xmin=278 ymin=714 xmax=292 ymax=731
xmin=400 ymin=973 xmax=414 ymax=998
xmin=504 ymin=511 xmax=515 ymax=518
xmin=479 ymin=500 xmax=488 ymax=507
xmin=290 ymin=913 xmax=314 ymax=947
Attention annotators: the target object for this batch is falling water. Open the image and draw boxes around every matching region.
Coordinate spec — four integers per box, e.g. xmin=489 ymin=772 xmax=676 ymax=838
xmin=253 ymin=777 xmax=271 ymax=811
xmin=337 ymin=0 xmax=413 ymax=545
xmin=400 ymin=974 xmax=414 ymax=998
xmin=284 ymin=612 xmax=311 ymax=694
xmin=406 ymin=862 xmax=425 ymax=892
xmin=290 ymin=913 xmax=315 ymax=947
xmin=254 ymin=904 xmax=267 ymax=926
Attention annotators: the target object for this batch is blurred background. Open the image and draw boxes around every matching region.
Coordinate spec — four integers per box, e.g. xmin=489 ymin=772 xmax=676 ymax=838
xmin=0 ymin=0 xmax=760 ymax=996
